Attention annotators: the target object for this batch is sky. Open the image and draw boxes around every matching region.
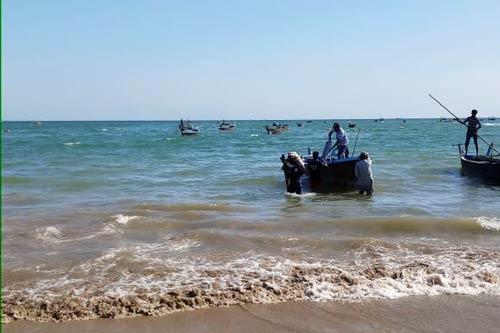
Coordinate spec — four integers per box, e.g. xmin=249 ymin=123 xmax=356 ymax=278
xmin=3 ymin=0 xmax=500 ymax=120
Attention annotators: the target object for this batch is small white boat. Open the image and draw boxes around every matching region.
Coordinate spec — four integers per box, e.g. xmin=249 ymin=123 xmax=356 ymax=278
xmin=218 ymin=120 xmax=236 ymax=131
xmin=179 ymin=119 xmax=200 ymax=136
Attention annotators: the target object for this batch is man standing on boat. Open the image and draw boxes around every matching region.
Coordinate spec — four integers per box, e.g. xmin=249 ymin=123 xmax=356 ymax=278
xmin=459 ymin=109 xmax=482 ymax=155
xmin=328 ymin=122 xmax=349 ymax=159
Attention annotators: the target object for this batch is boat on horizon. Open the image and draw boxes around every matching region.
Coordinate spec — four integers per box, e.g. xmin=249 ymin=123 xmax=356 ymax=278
xmin=218 ymin=120 xmax=236 ymax=131
xmin=178 ymin=119 xmax=200 ymax=136
xmin=265 ymin=122 xmax=289 ymax=134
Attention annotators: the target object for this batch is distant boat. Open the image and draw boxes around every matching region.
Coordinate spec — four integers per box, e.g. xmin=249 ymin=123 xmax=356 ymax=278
xmin=439 ymin=117 xmax=453 ymax=122
xmin=457 ymin=144 xmax=500 ymax=184
xmin=306 ymin=120 xmax=312 ymax=123
xmin=374 ymin=118 xmax=384 ymax=123
xmin=348 ymin=122 xmax=356 ymax=128
xmin=265 ymin=122 xmax=289 ymax=134
xmin=218 ymin=120 xmax=236 ymax=131
xmin=487 ymin=117 xmax=496 ymax=121
xmin=32 ymin=121 xmax=43 ymax=126
xmin=297 ymin=122 xmax=304 ymax=127
xmin=178 ymin=119 xmax=200 ymax=136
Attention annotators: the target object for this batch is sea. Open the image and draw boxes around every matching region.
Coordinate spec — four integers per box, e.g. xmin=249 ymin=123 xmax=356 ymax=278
xmin=2 ymin=119 xmax=500 ymax=322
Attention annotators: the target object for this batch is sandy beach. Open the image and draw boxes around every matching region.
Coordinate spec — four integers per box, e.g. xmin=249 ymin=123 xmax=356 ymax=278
xmin=4 ymin=295 xmax=500 ymax=333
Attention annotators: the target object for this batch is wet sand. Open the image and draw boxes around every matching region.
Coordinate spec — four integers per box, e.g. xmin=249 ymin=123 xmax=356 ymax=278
xmin=4 ymin=295 xmax=500 ymax=333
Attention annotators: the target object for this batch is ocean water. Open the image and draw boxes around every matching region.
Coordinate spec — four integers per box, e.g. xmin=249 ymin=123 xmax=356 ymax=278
xmin=2 ymin=119 xmax=500 ymax=322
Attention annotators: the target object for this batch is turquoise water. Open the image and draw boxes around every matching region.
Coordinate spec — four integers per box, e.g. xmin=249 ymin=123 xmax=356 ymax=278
xmin=3 ymin=119 xmax=500 ymax=217
xmin=2 ymin=119 xmax=500 ymax=322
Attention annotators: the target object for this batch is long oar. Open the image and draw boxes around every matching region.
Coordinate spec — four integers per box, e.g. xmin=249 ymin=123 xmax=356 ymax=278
xmin=428 ymin=94 xmax=499 ymax=155
xmin=351 ymin=127 xmax=361 ymax=156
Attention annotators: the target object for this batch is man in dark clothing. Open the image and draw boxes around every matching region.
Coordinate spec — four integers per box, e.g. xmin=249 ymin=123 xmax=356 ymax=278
xmin=460 ymin=109 xmax=482 ymax=155
xmin=307 ymin=151 xmax=327 ymax=192
xmin=281 ymin=152 xmax=305 ymax=194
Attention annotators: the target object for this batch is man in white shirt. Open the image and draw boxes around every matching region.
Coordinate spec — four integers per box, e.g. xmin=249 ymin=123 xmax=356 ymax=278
xmin=355 ymin=151 xmax=373 ymax=195
xmin=328 ymin=122 xmax=349 ymax=159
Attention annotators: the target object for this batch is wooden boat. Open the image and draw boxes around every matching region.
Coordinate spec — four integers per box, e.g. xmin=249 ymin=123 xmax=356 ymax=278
xmin=178 ymin=119 xmax=200 ymax=136
xmin=458 ymin=144 xmax=500 ymax=184
xmin=218 ymin=120 xmax=236 ymax=131
xmin=265 ymin=122 xmax=289 ymax=134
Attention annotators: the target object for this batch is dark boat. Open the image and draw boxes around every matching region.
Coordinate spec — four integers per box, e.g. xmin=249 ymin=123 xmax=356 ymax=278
xmin=458 ymin=144 xmax=500 ymax=184
xmin=348 ymin=122 xmax=356 ymax=128
xmin=300 ymin=141 xmax=361 ymax=191
xmin=303 ymin=156 xmax=358 ymax=190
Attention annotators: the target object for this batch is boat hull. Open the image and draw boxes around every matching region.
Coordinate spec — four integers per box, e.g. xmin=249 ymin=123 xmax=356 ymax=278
xmin=303 ymin=157 xmax=358 ymax=191
xmin=460 ymin=155 xmax=500 ymax=184
xmin=180 ymin=131 xmax=199 ymax=136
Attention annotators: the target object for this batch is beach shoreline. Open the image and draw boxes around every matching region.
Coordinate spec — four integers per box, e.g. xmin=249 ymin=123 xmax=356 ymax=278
xmin=4 ymin=295 xmax=500 ymax=333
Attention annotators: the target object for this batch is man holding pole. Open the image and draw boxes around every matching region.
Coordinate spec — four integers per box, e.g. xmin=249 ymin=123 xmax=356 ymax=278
xmin=458 ymin=109 xmax=482 ymax=155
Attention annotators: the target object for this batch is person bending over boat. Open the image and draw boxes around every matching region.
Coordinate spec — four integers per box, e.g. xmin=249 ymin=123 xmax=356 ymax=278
xmin=355 ymin=152 xmax=373 ymax=195
xmin=328 ymin=122 xmax=349 ymax=158
xmin=307 ymin=151 xmax=327 ymax=192
xmin=458 ymin=109 xmax=482 ymax=155
xmin=281 ymin=152 xmax=305 ymax=194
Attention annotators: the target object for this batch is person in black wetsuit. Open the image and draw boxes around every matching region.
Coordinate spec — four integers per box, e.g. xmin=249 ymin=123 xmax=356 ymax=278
xmin=307 ymin=151 xmax=327 ymax=192
xmin=459 ymin=109 xmax=482 ymax=155
xmin=281 ymin=152 xmax=305 ymax=194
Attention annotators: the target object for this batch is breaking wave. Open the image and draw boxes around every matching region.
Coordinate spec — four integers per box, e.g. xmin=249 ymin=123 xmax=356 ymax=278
xmin=2 ymin=240 xmax=499 ymax=323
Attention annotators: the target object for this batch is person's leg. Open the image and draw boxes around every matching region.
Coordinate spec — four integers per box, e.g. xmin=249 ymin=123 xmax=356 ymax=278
xmin=337 ymin=145 xmax=346 ymax=159
xmin=465 ymin=132 xmax=472 ymax=155
xmin=473 ymin=134 xmax=479 ymax=155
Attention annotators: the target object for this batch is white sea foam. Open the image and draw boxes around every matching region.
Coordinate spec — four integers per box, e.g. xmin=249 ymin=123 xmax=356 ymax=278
xmin=113 ymin=214 xmax=140 ymax=225
xmin=475 ymin=216 xmax=500 ymax=231
xmin=5 ymin=241 xmax=499 ymax=322
xmin=284 ymin=192 xmax=316 ymax=198
xmin=36 ymin=226 xmax=62 ymax=241
xmin=63 ymin=142 xmax=81 ymax=146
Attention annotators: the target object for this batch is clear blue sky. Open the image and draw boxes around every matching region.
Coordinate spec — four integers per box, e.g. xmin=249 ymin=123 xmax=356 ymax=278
xmin=3 ymin=0 xmax=500 ymax=120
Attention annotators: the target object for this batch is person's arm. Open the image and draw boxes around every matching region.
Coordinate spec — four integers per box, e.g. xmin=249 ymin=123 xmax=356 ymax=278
xmin=355 ymin=163 xmax=360 ymax=178
xmin=477 ymin=119 xmax=482 ymax=131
